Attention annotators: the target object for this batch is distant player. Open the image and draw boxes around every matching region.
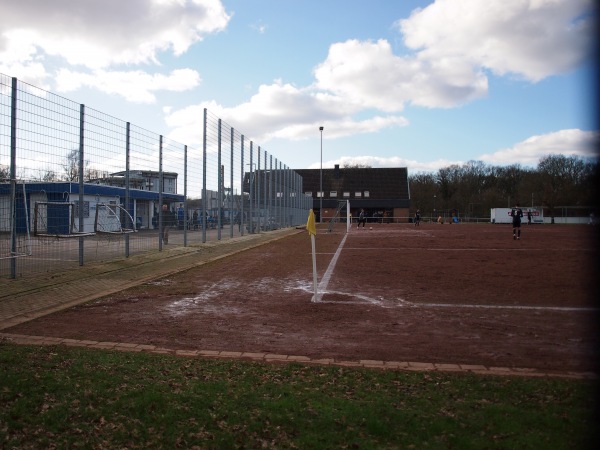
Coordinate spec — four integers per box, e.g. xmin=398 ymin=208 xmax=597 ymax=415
xmin=357 ymin=209 xmax=366 ymax=228
xmin=511 ymin=203 xmax=523 ymax=240
xmin=414 ymin=210 xmax=421 ymax=226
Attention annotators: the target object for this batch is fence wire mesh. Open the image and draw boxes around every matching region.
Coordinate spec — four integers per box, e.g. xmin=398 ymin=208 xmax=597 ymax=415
xmin=1 ymin=74 xmax=311 ymax=279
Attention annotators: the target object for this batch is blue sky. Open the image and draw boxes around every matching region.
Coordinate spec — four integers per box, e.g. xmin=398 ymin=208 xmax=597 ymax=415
xmin=1 ymin=0 xmax=597 ymax=172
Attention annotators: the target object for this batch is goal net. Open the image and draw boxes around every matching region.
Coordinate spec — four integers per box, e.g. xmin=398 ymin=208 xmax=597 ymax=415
xmin=94 ymin=203 xmax=136 ymax=234
xmin=327 ymin=200 xmax=351 ymax=233
xmin=0 ymin=182 xmax=32 ymax=259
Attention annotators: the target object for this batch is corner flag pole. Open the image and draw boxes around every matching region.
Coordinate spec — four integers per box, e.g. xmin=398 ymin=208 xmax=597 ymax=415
xmin=306 ymin=209 xmax=318 ymax=302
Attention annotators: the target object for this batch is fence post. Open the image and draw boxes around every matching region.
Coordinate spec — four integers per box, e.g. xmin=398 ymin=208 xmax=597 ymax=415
xmin=125 ymin=121 xmax=131 ymax=257
xmin=78 ymin=104 xmax=85 ymax=265
xmin=240 ymin=135 xmax=245 ymax=236
xmin=217 ymin=118 xmax=222 ymax=240
xmin=159 ymin=135 xmax=164 ymax=250
xmin=249 ymin=141 xmax=254 ymax=234
xmin=264 ymin=151 xmax=268 ymax=231
xmin=262 ymin=150 xmax=266 ymax=231
xmin=9 ymin=77 xmax=17 ymax=279
xmin=202 ymin=108 xmax=207 ymax=243
xmin=184 ymin=144 xmax=188 ymax=247
xmin=230 ymin=127 xmax=234 ymax=239
xmin=257 ymin=146 xmax=261 ymax=233
xmin=269 ymin=155 xmax=273 ymax=229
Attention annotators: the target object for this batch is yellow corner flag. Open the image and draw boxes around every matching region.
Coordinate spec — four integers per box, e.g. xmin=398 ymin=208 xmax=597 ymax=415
xmin=306 ymin=209 xmax=317 ymax=236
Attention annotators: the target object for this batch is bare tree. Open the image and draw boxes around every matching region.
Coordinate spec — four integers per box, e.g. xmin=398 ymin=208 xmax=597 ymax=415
xmin=62 ymin=149 xmax=90 ymax=181
xmin=41 ymin=170 xmax=58 ymax=182
xmin=538 ymin=155 xmax=588 ymax=223
xmin=343 ymin=163 xmax=372 ymax=168
xmin=408 ymin=156 xmax=597 ymax=222
xmin=0 ymin=165 xmax=9 ymax=182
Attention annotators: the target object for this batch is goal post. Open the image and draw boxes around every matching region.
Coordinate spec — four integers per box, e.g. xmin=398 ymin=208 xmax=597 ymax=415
xmin=34 ymin=201 xmax=76 ymax=237
xmin=0 ymin=182 xmax=32 ymax=260
xmin=346 ymin=200 xmax=351 ymax=233
xmin=326 ymin=200 xmax=351 ymax=233
xmin=94 ymin=203 xmax=136 ymax=234
xmin=33 ymin=201 xmax=96 ymax=237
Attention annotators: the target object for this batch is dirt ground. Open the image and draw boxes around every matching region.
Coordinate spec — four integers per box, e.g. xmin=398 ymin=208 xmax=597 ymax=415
xmin=6 ymin=223 xmax=599 ymax=374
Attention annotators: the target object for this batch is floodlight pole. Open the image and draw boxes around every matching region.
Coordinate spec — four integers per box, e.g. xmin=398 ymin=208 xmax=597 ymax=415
xmin=319 ymin=126 xmax=324 ymax=223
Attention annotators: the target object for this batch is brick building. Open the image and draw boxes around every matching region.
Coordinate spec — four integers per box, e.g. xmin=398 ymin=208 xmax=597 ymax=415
xmin=294 ymin=165 xmax=410 ymax=222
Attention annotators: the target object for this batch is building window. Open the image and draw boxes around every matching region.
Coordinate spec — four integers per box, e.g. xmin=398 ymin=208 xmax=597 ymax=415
xmin=305 ymin=191 xmax=312 ymax=197
xmin=364 ymin=191 xmax=370 ymax=198
xmin=317 ymin=191 xmax=324 ymax=198
xmin=330 ymin=191 xmax=337 ymax=197
xmin=355 ymin=192 xmax=362 ymax=198
xmin=343 ymin=192 xmax=350 ymax=198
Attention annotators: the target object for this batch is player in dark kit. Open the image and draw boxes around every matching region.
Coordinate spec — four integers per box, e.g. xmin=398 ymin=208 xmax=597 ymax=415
xmin=511 ymin=204 xmax=523 ymax=240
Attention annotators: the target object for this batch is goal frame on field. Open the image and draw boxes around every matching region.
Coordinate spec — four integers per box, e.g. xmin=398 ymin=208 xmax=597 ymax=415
xmin=0 ymin=182 xmax=32 ymax=260
xmin=326 ymin=200 xmax=351 ymax=233
xmin=33 ymin=201 xmax=95 ymax=238
xmin=94 ymin=202 xmax=137 ymax=235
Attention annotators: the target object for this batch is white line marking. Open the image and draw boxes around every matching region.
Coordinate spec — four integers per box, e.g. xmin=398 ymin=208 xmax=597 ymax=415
xmin=312 ymin=233 xmax=348 ymax=302
xmin=406 ymin=302 xmax=598 ymax=312
xmin=343 ymin=247 xmax=589 ymax=252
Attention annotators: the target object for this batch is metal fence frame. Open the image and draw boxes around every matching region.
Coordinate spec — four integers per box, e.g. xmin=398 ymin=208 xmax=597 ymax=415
xmin=1 ymin=74 xmax=311 ymax=279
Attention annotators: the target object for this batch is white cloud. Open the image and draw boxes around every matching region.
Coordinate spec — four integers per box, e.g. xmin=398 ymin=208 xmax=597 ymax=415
xmin=0 ymin=0 xmax=231 ymax=70
xmin=165 ymin=81 xmax=408 ymax=145
xmin=55 ymin=68 xmax=201 ymax=103
xmin=312 ymin=129 xmax=599 ymax=173
xmin=479 ymin=129 xmax=600 ymax=166
xmin=398 ymin=0 xmax=594 ymax=82
xmin=314 ymin=39 xmax=488 ymax=110
xmin=250 ymin=21 xmax=268 ymax=34
xmin=312 ymin=0 xmax=593 ymax=114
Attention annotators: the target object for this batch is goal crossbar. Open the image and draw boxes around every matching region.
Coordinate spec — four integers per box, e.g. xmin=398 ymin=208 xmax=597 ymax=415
xmin=94 ymin=203 xmax=137 ymax=234
xmin=33 ymin=201 xmax=95 ymax=238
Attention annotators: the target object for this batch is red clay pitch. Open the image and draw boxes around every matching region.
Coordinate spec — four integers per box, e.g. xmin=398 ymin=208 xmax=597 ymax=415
xmin=5 ymin=223 xmax=599 ymax=376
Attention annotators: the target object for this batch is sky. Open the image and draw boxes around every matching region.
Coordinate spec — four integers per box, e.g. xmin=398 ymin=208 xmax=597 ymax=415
xmin=1 ymin=0 xmax=598 ymax=173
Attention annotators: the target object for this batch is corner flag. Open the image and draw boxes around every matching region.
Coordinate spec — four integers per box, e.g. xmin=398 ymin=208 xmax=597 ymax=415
xmin=306 ymin=209 xmax=317 ymax=236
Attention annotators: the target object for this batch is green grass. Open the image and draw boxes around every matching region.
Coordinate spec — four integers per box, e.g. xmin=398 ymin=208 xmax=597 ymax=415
xmin=1 ymin=342 xmax=597 ymax=449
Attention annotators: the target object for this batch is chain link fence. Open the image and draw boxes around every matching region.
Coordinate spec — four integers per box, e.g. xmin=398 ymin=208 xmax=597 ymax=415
xmin=1 ymin=74 xmax=310 ymax=279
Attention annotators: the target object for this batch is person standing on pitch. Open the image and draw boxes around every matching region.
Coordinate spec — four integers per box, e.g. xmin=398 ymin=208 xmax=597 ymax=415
xmin=357 ymin=209 xmax=366 ymax=228
xmin=162 ymin=204 xmax=177 ymax=244
xmin=511 ymin=203 xmax=523 ymax=240
xmin=414 ymin=209 xmax=421 ymax=226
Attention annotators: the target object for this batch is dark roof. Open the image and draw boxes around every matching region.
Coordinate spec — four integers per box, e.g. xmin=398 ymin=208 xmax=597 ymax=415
xmin=0 ymin=182 xmax=184 ymax=202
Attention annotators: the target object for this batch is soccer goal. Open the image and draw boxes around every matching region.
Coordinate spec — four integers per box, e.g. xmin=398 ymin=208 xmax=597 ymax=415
xmin=327 ymin=200 xmax=351 ymax=233
xmin=0 ymin=182 xmax=32 ymax=260
xmin=33 ymin=201 xmax=94 ymax=237
xmin=94 ymin=203 xmax=136 ymax=234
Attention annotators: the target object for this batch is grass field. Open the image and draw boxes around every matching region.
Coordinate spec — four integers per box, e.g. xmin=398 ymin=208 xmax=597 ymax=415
xmin=1 ymin=343 xmax=598 ymax=449
xmin=2 ymin=223 xmax=599 ymax=448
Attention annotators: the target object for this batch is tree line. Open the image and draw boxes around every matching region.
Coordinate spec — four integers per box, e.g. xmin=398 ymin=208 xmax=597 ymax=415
xmin=408 ymin=155 xmax=598 ymax=221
